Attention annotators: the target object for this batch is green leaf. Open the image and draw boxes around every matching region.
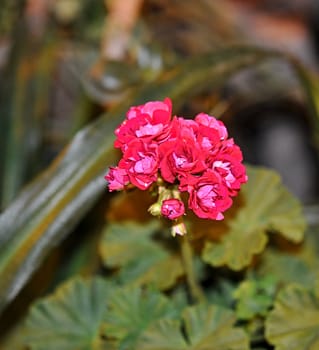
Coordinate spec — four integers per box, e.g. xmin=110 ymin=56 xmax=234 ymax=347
xmin=103 ymin=286 xmax=178 ymax=350
xmin=233 ymin=275 xmax=276 ymax=320
xmin=202 ymin=165 xmax=306 ymax=270
xmin=137 ymin=303 xmax=250 ymax=350
xmin=257 ymin=249 xmax=319 ymax=289
xmin=1 ymin=41 xmax=56 ymax=208
xmin=257 ymin=224 xmax=319 ymax=289
xmin=99 ymin=220 xmax=184 ymax=290
xmin=22 ymin=277 xmax=113 ymax=350
xmin=207 ymin=279 xmax=237 ymax=309
xmin=265 ymin=284 xmax=319 ymax=350
xmin=0 ymin=46 xmax=276 ymax=313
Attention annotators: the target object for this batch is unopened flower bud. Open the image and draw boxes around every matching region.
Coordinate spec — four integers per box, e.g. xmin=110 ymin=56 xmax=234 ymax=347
xmin=161 ymin=198 xmax=185 ymax=220
xmin=148 ymin=202 xmax=162 ymax=217
xmin=171 ymin=221 xmax=187 ymax=236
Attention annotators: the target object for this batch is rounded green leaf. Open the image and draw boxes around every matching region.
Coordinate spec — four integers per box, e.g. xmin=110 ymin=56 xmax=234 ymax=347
xmin=202 ymin=165 xmax=306 ymax=270
xmin=138 ymin=319 xmax=187 ymax=350
xmin=257 ymin=249 xmax=319 ymax=289
xmin=257 ymin=225 xmax=319 ymax=289
xmin=103 ymin=286 xmax=178 ymax=350
xmin=265 ymin=284 xmax=319 ymax=350
xmin=138 ymin=303 xmax=249 ymax=350
xmin=233 ymin=276 xmax=276 ymax=320
xmin=23 ymin=277 xmax=112 ymax=350
xmin=99 ymin=221 xmax=184 ymax=290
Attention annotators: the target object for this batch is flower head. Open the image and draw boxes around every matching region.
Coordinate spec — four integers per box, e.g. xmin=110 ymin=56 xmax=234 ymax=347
xmin=105 ymin=98 xmax=247 ymax=232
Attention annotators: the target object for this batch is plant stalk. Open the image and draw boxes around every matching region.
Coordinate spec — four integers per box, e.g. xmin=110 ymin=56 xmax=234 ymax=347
xmin=180 ymin=234 xmax=205 ymax=303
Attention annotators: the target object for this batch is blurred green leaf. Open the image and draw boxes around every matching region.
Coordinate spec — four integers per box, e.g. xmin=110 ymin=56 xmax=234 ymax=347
xmin=207 ymin=279 xmax=237 ymax=309
xmin=265 ymin=284 xmax=319 ymax=350
xmin=137 ymin=303 xmax=249 ymax=350
xmin=99 ymin=220 xmax=184 ymax=290
xmin=257 ymin=225 xmax=319 ymax=289
xmin=1 ymin=27 xmax=57 ymax=208
xmin=202 ymin=165 xmax=306 ymax=270
xmin=0 ymin=112 xmax=121 ymax=314
xmin=22 ymin=277 xmax=113 ymax=350
xmin=0 ymin=46 xmax=277 ymax=313
xmin=103 ymin=286 xmax=177 ymax=350
xmin=257 ymin=250 xmax=319 ymax=290
xmin=233 ymin=275 xmax=276 ymax=320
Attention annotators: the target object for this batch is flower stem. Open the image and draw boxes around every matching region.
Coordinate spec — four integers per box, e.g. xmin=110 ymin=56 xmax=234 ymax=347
xmin=180 ymin=234 xmax=206 ymax=303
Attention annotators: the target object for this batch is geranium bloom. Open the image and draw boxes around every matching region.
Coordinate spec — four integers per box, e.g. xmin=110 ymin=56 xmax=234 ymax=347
xmin=114 ymin=98 xmax=172 ymax=151
xmin=208 ymin=139 xmax=248 ymax=195
xmin=119 ymin=139 xmax=159 ymax=190
xmin=105 ymin=167 xmax=129 ymax=191
xmin=105 ymin=98 xmax=247 ymax=225
xmin=195 ymin=113 xmax=228 ymax=140
xmin=180 ymin=170 xmax=233 ymax=220
xmin=159 ymin=137 xmax=206 ymax=183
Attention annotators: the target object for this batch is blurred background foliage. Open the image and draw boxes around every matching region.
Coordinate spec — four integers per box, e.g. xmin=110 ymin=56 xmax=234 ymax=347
xmin=1 ymin=0 xmax=319 ymax=348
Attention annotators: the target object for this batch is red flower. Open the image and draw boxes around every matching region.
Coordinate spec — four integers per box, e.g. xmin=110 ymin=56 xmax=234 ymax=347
xmin=159 ymin=118 xmax=206 ymax=183
xmin=114 ymin=98 xmax=172 ymax=151
xmin=195 ymin=113 xmax=228 ymax=140
xmin=208 ymin=139 xmax=248 ymax=195
xmin=119 ymin=139 xmax=159 ymax=190
xmin=161 ymin=198 xmax=185 ymax=220
xmin=182 ymin=170 xmax=233 ymax=220
xmin=194 ymin=113 xmax=228 ymax=153
xmin=105 ymin=167 xmax=129 ymax=191
xmin=126 ymin=98 xmax=172 ymax=120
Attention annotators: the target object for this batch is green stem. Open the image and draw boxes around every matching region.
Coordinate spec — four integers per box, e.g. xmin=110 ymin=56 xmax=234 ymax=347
xmin=180 ymin=234 xmax=206 ymax=303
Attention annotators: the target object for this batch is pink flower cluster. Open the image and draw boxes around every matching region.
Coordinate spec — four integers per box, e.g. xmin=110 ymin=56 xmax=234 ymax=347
xmin=105 ymin=98 xmax=247 ymax=220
